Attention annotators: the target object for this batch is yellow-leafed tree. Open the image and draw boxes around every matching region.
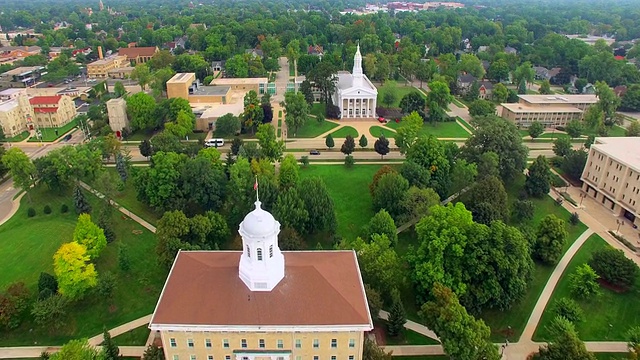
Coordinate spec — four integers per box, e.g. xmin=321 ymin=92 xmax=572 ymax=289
xmin=53 ymin=242 xmax=98 ymax=299
xmin=72 ymin=214 xmax=107 ymax=260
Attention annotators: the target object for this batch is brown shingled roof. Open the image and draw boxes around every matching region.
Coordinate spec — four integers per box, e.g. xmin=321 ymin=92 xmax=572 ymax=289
xmin=151 ymin=251 xmax=371 ymax=327
xmin=118 ymin=46 xmax=157 ymax=59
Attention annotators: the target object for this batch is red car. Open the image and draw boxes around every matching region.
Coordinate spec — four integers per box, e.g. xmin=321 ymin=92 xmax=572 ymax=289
xmin=378 ymin=117 xmax=387 ymax=123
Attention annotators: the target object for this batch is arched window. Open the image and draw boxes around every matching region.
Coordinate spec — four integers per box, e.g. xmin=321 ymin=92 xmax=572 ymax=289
xmin=269 ymin=245 xmax=273 ymax=258
xmin=246 ymin=245 xmax=250 ymax=258
xmin=257 ymin=248 xmax=263 ymax=261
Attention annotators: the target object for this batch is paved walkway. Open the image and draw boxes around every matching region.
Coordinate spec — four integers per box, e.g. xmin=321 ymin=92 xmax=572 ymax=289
xmin=87 ymin=314 xmax=153 ymax=346
xmin=378 ymin=310 xmax=439 ymax=340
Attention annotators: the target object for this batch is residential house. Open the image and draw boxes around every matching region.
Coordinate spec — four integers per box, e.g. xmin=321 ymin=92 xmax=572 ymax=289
xmin=456 ymin=73 xmax=477 ymax=94
xmin=0 ymin=46 xmax=42 ymax=64
xmin=548 ymin=67 xmax=565 ymax=85
xmin=582 ymin=83 xmax=596 ymax=94
xmin=615 ymin=85 xmax=628 ymax=97
xmin=477 ymin=45 xmax=489 ymax=53
xmin=212 ymin=61 xmax=226 ymax=73
xmin=117 ymin=46 xmax=158 ymax=65
xmin=308 ymin=45 xmax=324 ymax=57
xmin=246 ymin=48 xmax=264 ymax=58
xmin=481 ymin=60 xmax=490 ymax=72
xmin=478 ymin=81 xmax=493 ymax=100
xmin=533 ymin=66 xmax=550 ymax=80
xmin=504 ymin=46 xmax=517 ymax=55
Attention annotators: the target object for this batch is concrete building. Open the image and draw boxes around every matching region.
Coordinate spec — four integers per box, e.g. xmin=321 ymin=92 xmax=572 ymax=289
xmin=0 ymin=88 xmax=27 ymax=101
xmin=333 ymin=44 xmax=378 ymax=118
xmin=29 ymin=95 xmax=77 ymax=128
xmin=500 ymin=94 xmax=598 ymax=128
xmin=106 ymin=98 xmax=129 ymax=134
xmin=0 ymin=66 xmax=46 ymax=89
xmin=167 ymin=73 xmax=231 ymax=104
xmin=210 ymin=77 xmax=270 ymax=95
xmin=581 ymin=137 xmax=640 ymax=226
xmin=87 ymin=55 xmax=128 ymax=78
xmin=118 ymin=46 xmax=158 ymax=65
xmin=150 ymin=198 xmax=372 ymax=360
xmin=0 ymin=95 xmax=33 ymax=137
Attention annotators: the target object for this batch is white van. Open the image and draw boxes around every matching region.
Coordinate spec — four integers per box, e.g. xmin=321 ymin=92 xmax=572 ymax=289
xmin=204 ymin=138 xmax=225 ymax=147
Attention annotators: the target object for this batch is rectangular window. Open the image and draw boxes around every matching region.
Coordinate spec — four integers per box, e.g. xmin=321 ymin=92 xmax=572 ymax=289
xmin=296 ymin=357 xmax=302 ymax=360
xmin=174 ymin=356 xmax=179 ymax=360
xmin=170 ymin=338 xmax=177 ymax=348
xmin=295 ymin=339 xmax=302 ymax=348
xmin=225 ymin=356 xmax=231 ymax=360
xmin=206 ymin=339 xmax=212 ymax=348
xmin=191 ymin=356 xmax=197 ymax=360
xmin=241 ymin=339 xmax=247 ymax=348
xmin=314 ymin=357 xmax=319 ymax=360
xmin=331 ymin=339 xmax=337 ymax=348
xmin=270 ymin=245 xmax=274 ymax=258
xmin=259 ymin=339 xmax=265 ymax=348
xmin=313 ymin=339 xmax=319 ymax=348
xmin=208 ymin=357 xmax=214 ymax=360
xmin=188 ymin=339 xmax=194 ymax=348
xmin=257 ymin=248 xmax=263 ymax=261
xmin=223 ymin=339 xmax=229 ymax=348
xmin=349 ymin=357 xmax=355 ymax=360
xmin=331 ymin=357 xmax=336 ymax=360
xmin=349 ymin=339 xmax=355 ymax=348
xmin=277 ymin=339 xmax=284 ymax=349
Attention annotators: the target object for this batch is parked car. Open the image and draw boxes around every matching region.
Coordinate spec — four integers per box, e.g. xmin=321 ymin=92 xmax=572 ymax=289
xmin=309 ymin=149 xmax=321 ymax=155
xmin=378 ymin=117 xmax=386 ymax=123
xmin=63 ymin=134 xmax=72 ymax=142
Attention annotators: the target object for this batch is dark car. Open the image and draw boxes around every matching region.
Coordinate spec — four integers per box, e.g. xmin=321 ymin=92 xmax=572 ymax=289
xmin=63 ymin=134 xmax=72 ymax=142
xmin=309 ymin=149 xmax=321 ymax=155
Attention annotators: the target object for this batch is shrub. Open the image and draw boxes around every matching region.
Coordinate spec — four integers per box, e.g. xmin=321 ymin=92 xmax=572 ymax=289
xmin=569 ymin=212 xmax=580 ymax=225
xmin=553 ymin=297 xmax=584 ymax=323
xmin=27 ymin=207 xmax=36 ymax=217
xmin=344 ymin=155 xmax=355 ymax=168
xmin=300 ymin=156 xmax=309 ymax=168
xmin=589 ymin=248 xmax=639 ymax=290
xmin=43 ymin=205 xmax=52 ymax=214
xmin=512 ymin=199 xmax=534 ymax=222
xmin=568 ymin=263 xmax=601 ymax=299
xmin=60 ymin=204 xmax=69 ymax=213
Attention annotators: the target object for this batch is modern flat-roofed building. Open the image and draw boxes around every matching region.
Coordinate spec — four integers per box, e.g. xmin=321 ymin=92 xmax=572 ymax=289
xmin=150 ymin=199 xmax=372 ymax=360
xmin=0 ymin=66 xmax=46 ymax=89
xmin=210 ymin=77 xmax=270 ymax=95
xmin=500 ymin=94 xmax=599 ymax=128
xmin=87 ymin=55 xmax=128 ymax=78
xmin=517 ymin=94 xmax=597 ymax=110
xmin=581 ymin=137 xmax=640 ymax=226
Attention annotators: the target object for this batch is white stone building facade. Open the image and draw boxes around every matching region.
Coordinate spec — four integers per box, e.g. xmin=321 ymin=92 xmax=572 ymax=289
xmin=332 ymin=45 xmax=378 ymax=119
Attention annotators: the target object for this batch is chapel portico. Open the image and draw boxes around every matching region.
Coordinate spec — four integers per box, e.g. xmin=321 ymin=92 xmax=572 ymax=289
xmin=333 ymin=44 xmax=378 ymax=119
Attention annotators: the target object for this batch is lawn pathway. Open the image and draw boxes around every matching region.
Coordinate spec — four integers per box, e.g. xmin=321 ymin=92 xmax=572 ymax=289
xmin=378 ymin=310 xmax=439 ymax=341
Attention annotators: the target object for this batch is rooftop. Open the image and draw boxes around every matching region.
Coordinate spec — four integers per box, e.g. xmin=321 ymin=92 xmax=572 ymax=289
xmin=150 ymin=250 xmax=371 ymax=328
xmin=0 ymin=99 xmax=19 ymax=112
xmin=0 ymin=88 xmax=26 ymax=96
xmin=502 ymin=103 xmax=583 ymax=113
xmin=211 ymin=77 xmax=269 ymax=85
xmin=518 ymin=94 xmax=598 ymax=104
xmin=118 ymin=46 xmax=158 ymax=58
xmin=592 ymin=137 xmax=640 ymax=172
xmin=29 ymin=95 xmax=62 ymax=105
xmin=3 ymin=66 xmax=45 ymax=76
xmin=192 ymin=85 xmax=231 ymax=96
xmin=336 ymin=71 xmax=376 ymax=91
xmin=167 ymin=72 xmax=196 ymax=84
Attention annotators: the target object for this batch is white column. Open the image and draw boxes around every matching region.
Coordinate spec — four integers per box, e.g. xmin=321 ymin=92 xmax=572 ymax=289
xmin=372 ymin=98 xmax=377 ymax=117
xmin=367 ymin=98 xmax=370 ymax=117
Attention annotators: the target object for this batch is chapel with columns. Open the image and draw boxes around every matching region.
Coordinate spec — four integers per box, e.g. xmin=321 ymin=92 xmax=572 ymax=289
xmin=333 ymin=44 xmax=378 ymax=119
xmin=149 ymin=191 xmax=372 ymax=360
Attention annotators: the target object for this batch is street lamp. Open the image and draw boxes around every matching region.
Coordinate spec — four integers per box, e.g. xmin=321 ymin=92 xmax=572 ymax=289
xmin=616 ymin=219 xmax=624 ymax=234
xmin=579 ymin=191 xmax=587 ymax=207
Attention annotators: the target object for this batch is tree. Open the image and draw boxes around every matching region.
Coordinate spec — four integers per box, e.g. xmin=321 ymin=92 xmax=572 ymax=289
xmin=387 ymin=291 xmax=407 ymax=337
xmin=53 ymin=242 xmax=98 ymax=299
xmin=213 ymin=113 xmax=241 ymax=137
xmin=565 ymin=120 xmax=583 ymax=138
xmin=370 ymin=166 xmax=399 ymax=195
xmin=38 ymin=272 xmax=58 ymax=298
xmin=514 ymin=61 xmax=535 ymax=88
xmin=561 ymin=150 xmax=588 ymax=182
xmin=164 ymin=110 xmax=195 ymax=138
xmin=380 ymin=80 xmax=399 ymax=107
xmin=341 ymin=234 xmax=403 ymax=294
xmin=139 ymin=140 xmax=153 ymax=159
xmin=372 ymin=172 xmax=409 ymax=219
xmin=553 ymin=297 xmax=584 ymax=323
xmin=589 ymin=248 xmax=639 ymax=290
xmin=488 ymin=59 xmax=510 ymax=83
xmin=427 ymin=80 xmax=453 ymax=122
xmin=325 ymin=134 xmax=335 ymax=149
xmin=298 ymin=177 xmax=336 ymax=234
xmin=621 ymin=84 xmax=640 ymax=111
xmin=101 ymin=330 xmax=120 ymax=360
xmin=273 ymin=187 xmax=308 ymax=234
xmin=366 ymin=209 xmax=397 ymax=245
xmin=256 ymin=124 xmax=284 ymax=161
xmin=400 ymin=187 xmax=440 ymax=224
xmin=568 ymin=263 xmax=601 ymax=299
xmin=468 ymin=99 xmax=496 ymax=118
xmin=461 ymin=116 xmax=528 ymax=181
xmin=535 ymin=214 xmax=568 ymax=264
xmin=459 ymin=54 xmax=485 ymax=79
xmin=537 ymin=317 xmax=595 ymax=360
xmin=364 ymin=284 xmax=383 ymax=321
xmin=584 ymin=105 xmax=605 ymax=131
xmin=399 ymin=92 xmax=426 ymax=115
xmin=306 ymin=61 xmax=338 ymax=104
xmin=283 ymin=91 xmax=309 ymax=136
xmin=341 ymin=135 xmax=356 ymax=155
xmin=242 ymin=90 xmax=264 ymax=134
xmin=526 ymin=156 xmax=551 ymax=198
xmin=130 ymin=63 xmax=151 ymax=90
xmin=529 ymin=121 xmax=544 ymax=139
xmin=2 ymin=148 xmax=35 ymax=199
xmin=539 ymin=80 xmax=552 ymax=95
xmin=627 ymin=122 xmax=640 ymax=137
xmin=113 ymin=81 xmax=126 ymax=97
xmin=135 ymin=151 xmax=187 ymax=211
xmin=461 ymin=175 xmax=508 ymax=225
xmin=0 ymin=282 xmax=30 ymax=330
xmin=74 ymin=185 xmax=92 ymax=214
xmin=359 ymin=135 xmax=368 ymax=148
xmin=553 ymin=137 xmax=572 ymax=157
xmin=49 ymin=339 xmax=100 ymax=360
xmin=493 ymin=83 xmax=509 ymax=103
xmin=279 ymin=154 xmax=299 ymax=190
xmin=126 ymin=92 xmax=157 ymax=131
xmin=512 ymin=199 xmax=535 ymax=222
xmin=31 ymin=294 xmax=67 ymax=329
xmin=394 ymin=112 xmax=423 ymax=154
xmin=143 ymin=344 xmax=166 ymax=360
xmin=72 ymin=214 xmax=107 ymax=260
xmin=518 ymin=78 xmax=527 ymax=94
xmin=279 ymin=227 xmax=304 ymax=250
xmin=450 ymin=159 xmax=477 ymax=197
xmin=595 ymin=81 xmax=621 ymax=126
xmin=118 ymin=243 xmax=131 ymax=272
xmin=299 ymin=80 xmax=314 ymax=105
xmin=363 ymin=338 xmax=392 ymax=360
xmin=374 ymin=136 xmax=390 ymax=159
xmin=420 ymin=284 xmax=501 ymax=360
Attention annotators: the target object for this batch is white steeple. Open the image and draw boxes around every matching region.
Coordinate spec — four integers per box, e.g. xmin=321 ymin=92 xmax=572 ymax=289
xmin=238 ymin=192 xmax=285 ymax=291
xmin=352 ymin=42 xmax=363 ymax=87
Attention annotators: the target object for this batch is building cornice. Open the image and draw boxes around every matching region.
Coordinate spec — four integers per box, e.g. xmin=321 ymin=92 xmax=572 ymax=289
xmin=149 ymin=324 xmax=373 ymax=333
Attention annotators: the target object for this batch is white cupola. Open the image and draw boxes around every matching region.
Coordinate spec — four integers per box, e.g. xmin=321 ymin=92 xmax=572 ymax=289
xmin=352 ymin=43 xmax=363 ymax=87
xmin=238 ymin=200 xmax=285 ymax=291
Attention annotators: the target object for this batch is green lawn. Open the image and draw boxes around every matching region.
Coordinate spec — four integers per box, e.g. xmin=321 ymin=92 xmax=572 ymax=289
xmin=369 ymin=126 xmax=397 ymax=138
xmin=310 ymin=103 xmax=326 ymax=117
xmin=377 ymin=85 xmax=425 ymax=108
xmin=583 ymin=125 xmax=627 ymax=137
xmin=378 ymin=321 xmax=440 ymax=345
xmin=533 ymin=234 xmax=640 ymax=341
xmin=290 ymin=119 xmax=338 ymax=138
xmin=328 ymin=126 xmax=359 ymax=138
xmin=594 ymin=353 xmax=629 ymax=360
xmin=125 ymin=129 xmax=155 ymax=142
xmin=1 ymin=131 xmax=30 ymax=142
xmin=289 ymin=61 xmax=295 ymax=76
xmin=0 ymin=184 xmax=167 ymax=345
xmin=27 ymin=119 xmax=78 ymax=142
xmin=539 ymin=132 xmax=571 ymax=139
xmin=106 ymin=168 xmax=162 ymax=225
xmin=112 ymin=325 xmax=151 ymax=346
xmin=456 ymin=117 xmax=475 ymax=133
xmin=386 ymin=121 xmax=470 ymax=138
xmin=299 ymin=165 xmax=386 ymax=241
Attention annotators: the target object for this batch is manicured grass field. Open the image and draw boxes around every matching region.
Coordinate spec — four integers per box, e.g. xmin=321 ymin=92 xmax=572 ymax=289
xmin=376 ymin=85 xmax=425 ymax=108
xmin=539 ymin=132 xmax=571 ymax=139
xmin=299 ymin=164 xmax=386 ymax=241
xmin=112 ymin=325 xmax=151 ymax=346
xmin=456 ymin=117 xmax=475 ymax=133
xmin=584 ymin=125 xmax=627 ymax=137
xmin=109 ymin=168 xmax=163 ymax=225
xmin=290 ymin=118 xmax=338 ymax=138
xmin=125 ymin=129 xmax=155 ymax=141
xmin=27 ymin=119 xmax=78 ymax=142
xmin=0 ymin=185 xmax=167 ymax=345
xmin=533 ymin=234 xmax=640 ymax=341
xmin=310 ymin=103 xmax=326 ymax=117
xmin=328 ymin=126 xmax=359 ymax=138
xmin=369 ymin=126 xmax=396 ymax=138
xmin=1 ymin=131 xmax=30 ymax=142
xmin=386 ymin=120 xmax=470 ymax=138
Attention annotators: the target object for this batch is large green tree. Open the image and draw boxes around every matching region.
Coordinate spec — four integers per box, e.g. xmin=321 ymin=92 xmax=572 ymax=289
xmin=534 ymin=215 xmax=568 ymax=264
xmin=394 ymin=112 xmax=424 ymax=155
xmin=53 ymin=242 xmax=98 ymax=300
xmin=298 ymin=177 xmax=336 ymax=234
xmin=525 ymin=155 xmax=551 ymax=198
xmin=126 ymin=92 xmax=157 ymax=131
xmin=2 ymin=148 xmax=36 ymax=199
xmin=283 ymin=91 xmax=309 ymax=136
xmin=256 ymin=124 xmax=284 ymax=161
xmin=72 ymin=214 xmax=107 ymax=260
